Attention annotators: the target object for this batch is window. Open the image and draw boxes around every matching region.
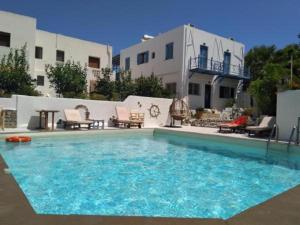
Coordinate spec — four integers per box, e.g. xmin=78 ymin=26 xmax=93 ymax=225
xmin=125 ymin=57 xmax=130 ymax=70
xmin=35 ymin=46 xmax=43 ymax=59
xmin=56 ymin=50 xmax=65 ymax=62
xmin=36 ymin=75 xmax=45 ymax=86
xmin=165 ymin=42 xmax=174 ymax=60
xmin=152 ymin=52 xmax=155 ymax=59
xmin=199 ymin=45 xmax=208 ymax=69
xmin=0 ymin=31 xmax=10 ymax=47
xmin=88 ymin=56 xmax=100 ymax=68
xmin=137 ymin=51 xmax=149 ymax=65
xmin=189 ymin=83 xmax=200 ymax=95
xmin=219 ymin=86 xmax=235 ymax=98
xmin=166 ymin=82 xmax=177 ymax=95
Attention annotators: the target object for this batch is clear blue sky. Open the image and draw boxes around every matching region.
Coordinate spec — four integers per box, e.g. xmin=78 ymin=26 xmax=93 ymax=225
xmin=1 ymin=0 xmax=299 ymax=54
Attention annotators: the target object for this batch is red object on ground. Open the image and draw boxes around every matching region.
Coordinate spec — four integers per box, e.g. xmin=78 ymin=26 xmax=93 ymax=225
xmin=219 ymin=115 xmax=248 ymax=132
xmin=6 ymin=136 xmax=32 ymax=143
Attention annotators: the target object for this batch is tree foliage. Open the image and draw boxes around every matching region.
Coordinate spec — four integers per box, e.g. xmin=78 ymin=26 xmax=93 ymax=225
xmin=0 ymin=45 xmax=40 ymax=96
xmin=45 ymin=61 xmax=87 ymax=98
xmin=94 ymin=69 xmax=171 ymax=101
xmin=246 ymin=39 xmax=300 ymax=115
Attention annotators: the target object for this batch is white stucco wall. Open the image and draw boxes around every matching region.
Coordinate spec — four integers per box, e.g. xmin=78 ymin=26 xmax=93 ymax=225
xmin=119 ymin=24 xmax=248 ymax=110
xmin=0 ymin=95 xmax=172 ymax=129
xmin=35 ymin=30 xmax=112 ymax=96
xmin=0 ymin=11 xmax=36 ymax=75
xmin=120 ymin=26 xmax=184 ymax=80
xmin=0 ymin=10 xmax=112 ymax=97
xmin=277 ymin=90 xmax=300 ymax=141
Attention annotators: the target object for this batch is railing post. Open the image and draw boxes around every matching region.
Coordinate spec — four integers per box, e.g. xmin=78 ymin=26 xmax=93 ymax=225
xmin=189 ymin=56 xmax=192 ymax=69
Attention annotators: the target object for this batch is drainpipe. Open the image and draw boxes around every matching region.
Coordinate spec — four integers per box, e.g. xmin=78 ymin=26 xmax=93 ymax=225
xmin=181 ymin=26 xmax=188 ymax=102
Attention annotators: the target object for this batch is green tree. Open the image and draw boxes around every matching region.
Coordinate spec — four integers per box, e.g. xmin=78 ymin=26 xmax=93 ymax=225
xmin=135 ymin=74 xmax=170 ymax=97
xmin=249 ymin=64 xmax=286 ymax=115
xmin=45 ymin=61 xmax=87 ymax=98
xmin=0 ymin=45 xmax=39 ymax=96
xmin=245 ymin=45 xmax=276 ymax=80
xmin=115 ymin=71 xmax=136 ymax=101
xmin=94 ymin=69 xmax=172 ymax=101
xmin=95 ymin=68 xmax=115 ymax=100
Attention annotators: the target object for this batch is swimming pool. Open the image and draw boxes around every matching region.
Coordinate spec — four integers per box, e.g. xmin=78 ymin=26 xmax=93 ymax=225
xmin=1 ymin=129 xmax=300 ymax=219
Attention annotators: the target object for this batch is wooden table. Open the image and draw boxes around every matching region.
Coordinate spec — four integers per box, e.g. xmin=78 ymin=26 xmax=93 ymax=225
xmin=36 ymin=110 xmax=59 ymax=131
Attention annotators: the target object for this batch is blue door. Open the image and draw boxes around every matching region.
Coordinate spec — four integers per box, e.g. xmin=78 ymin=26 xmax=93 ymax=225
xmin=199 ymin=45 xmax=208 ymax=69
xmin=223 ymin=52 xmax=231 ymax=74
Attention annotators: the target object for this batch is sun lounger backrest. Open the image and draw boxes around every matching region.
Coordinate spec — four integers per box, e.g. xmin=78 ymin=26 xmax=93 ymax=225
xmin=259 ymin=116 xmax=275 ymax=128
xmin=116 ymin=106 xmax=130 ymax=121
xmin=64 ymin=109 xmax=82 ymax=122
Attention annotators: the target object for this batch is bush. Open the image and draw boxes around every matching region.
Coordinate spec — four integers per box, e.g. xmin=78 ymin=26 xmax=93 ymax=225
xmin=0 ymin=45 xmax=40 ymax=96
xmin=45 ymin=61 xmax=87 ymax=98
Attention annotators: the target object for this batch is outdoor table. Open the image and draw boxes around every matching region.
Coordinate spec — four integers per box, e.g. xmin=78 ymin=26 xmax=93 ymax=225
xmin=36 ymin=110 xmax=59 ymax=131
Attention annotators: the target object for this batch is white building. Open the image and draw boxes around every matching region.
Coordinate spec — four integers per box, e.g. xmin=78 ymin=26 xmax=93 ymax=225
xmin=119 ymin=25 xmax=251 ymax=110
xmin=0 ymin=11 xmax=112 ymax=96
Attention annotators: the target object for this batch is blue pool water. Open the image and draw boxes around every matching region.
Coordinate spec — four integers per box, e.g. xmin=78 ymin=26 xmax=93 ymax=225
xmin=1 ymin=130 xmax=300 ymax=219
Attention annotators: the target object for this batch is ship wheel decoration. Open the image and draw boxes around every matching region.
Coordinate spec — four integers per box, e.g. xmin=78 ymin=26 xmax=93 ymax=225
xmin=148 ymin=104 xmax=161 ymax=118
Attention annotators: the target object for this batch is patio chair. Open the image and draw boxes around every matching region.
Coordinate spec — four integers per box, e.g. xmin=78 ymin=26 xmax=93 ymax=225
xmin=64 ymin=109 xmax=93 ymax=129
xmin=114 ymin=106 xmax=143 ymax=128
xmin=130 ymin=111 xmax=145 ymax=127
xmin=219 ymin=115 xmax=248 ymax=133
xmin=245 ymin=116 xmax=275 ymax=136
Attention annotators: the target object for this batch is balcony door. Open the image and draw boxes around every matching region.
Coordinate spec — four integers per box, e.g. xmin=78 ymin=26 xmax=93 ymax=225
xmin=223 ymin=52 xmax=231 ymax=75
xmin=199 ymin=45 xmax=208 ymax=69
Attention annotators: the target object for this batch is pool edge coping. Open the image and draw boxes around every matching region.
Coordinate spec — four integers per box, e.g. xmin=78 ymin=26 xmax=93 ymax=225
xmin=1 ymin=129 xmax=300 ymax=225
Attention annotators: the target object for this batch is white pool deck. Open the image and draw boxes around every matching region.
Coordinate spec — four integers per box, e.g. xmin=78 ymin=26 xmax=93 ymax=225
xmin=0 ymin=126 xmax=265 ymax=140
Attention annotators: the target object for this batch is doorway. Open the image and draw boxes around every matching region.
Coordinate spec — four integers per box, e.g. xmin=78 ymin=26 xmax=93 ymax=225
xmin=204 ymin=84 xmax=211 ymax=108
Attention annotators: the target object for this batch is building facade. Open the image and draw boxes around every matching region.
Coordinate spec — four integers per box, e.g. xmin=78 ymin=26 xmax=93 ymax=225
xmin=119 ymin=25 xmax=251 ymax=110
xmin=0 ymin=11 xmax=112 ymax=97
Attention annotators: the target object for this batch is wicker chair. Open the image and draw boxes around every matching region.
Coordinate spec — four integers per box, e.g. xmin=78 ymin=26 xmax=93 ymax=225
xmin=169 ymin=98 xmax=189 ymax=127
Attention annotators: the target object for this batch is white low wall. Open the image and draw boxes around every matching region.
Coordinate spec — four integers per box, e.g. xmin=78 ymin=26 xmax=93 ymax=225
xmin=0 ymin=96 xmax=17 ymax=110
xmin=0 ymin=95 xmax=173 ymax=129
xmin=277 ymin=90 xmax=300 ymax=141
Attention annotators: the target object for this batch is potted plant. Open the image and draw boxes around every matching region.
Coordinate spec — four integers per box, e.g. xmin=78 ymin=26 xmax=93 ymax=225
xmin=195 ymin=107 xmax=204 ymax=119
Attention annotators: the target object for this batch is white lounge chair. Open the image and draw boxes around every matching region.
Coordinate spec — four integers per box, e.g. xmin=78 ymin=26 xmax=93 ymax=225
xmin=245 ymin=116 xmax=275 ymax=136
xmin=114 ymin=106 xmax=143 ymax=128
xmin=64 ymin=109 xmax=93 ymax=129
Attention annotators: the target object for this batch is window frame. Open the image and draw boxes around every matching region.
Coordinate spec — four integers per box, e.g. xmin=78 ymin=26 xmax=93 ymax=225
xmin=152 ymin=52 xmax=155 ymax=59
xmin=88 ymin=56 xmax=100 ymax=69
xmin=165 ymin=42 xmax=174 ymax=60
xmin=188 ymin=83 xmax=200 ymax=96
xmin=35 ymin=46 xmax=43 ymax=59
xmin=36 ymin=75 xmax=45 ymax=86
xmin=0 ymin=31 xmax=10 ymax=47
xmin=56 ymin=50 xmax=65 ymax=62
xmin=166 ymin=82 xmax=177 ymax=95
xmin=137 ymin=51 xmax=149 ymax=65
xmin=219 ymin=86 xmax=235 ymax=99
xmin=125 ymin=57 xmax=130 ymax=70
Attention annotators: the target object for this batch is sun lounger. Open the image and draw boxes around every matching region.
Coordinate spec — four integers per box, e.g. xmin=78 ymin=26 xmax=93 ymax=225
xmin=245 ymin=116 xmax=275 ymax=136
xmin=64 ymin=109 xmax=93 ymax=129
xmin=219 ymin=115 xmax=248 ymax=133
xmin=114 ymin=107 xmax=143 ymax=128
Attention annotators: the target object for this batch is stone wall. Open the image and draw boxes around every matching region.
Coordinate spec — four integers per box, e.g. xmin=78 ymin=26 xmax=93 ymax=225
xmin=4 ymin=110 xmax=17 ymax=128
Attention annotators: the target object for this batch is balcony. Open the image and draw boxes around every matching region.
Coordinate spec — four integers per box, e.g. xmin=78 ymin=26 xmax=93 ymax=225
xmin=189 ymin=57 xmax=250 ymax=79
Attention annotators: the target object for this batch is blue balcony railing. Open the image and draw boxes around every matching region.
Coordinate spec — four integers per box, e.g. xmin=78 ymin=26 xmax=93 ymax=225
xmin=189 ymin=57 xmax=250 ymax=79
